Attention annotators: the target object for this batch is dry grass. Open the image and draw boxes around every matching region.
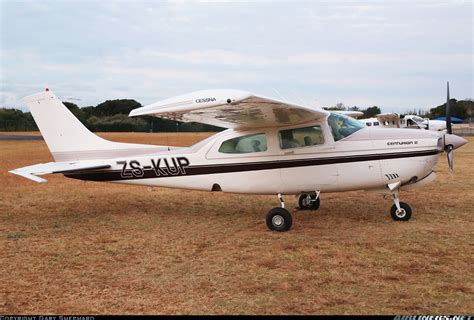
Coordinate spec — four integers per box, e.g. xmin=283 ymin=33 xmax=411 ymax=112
xmin=0 ymin=132 xmax=473 ymax=315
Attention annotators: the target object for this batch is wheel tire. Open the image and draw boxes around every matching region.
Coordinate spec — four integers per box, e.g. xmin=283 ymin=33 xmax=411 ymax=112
xmin=311 ymin=197 xmax=321 ymax=210
xmin=266 ymin=207 xmax=293 ymax=232
xmin=298 ymin=194 xmax=320 ymax=211
xmin=390 ymin=202 xmax=412 ymax=221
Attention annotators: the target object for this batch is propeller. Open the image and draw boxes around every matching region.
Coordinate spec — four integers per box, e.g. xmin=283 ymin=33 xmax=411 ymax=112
xmin=446 ymin=81 xmax=453 ymax=174
xmin=442 ymin=81 xmax=468 ymax=174
xmin=446 ymin=144 xmax=454 ymax=174
xmin=444 ymin=81 xmax=454 ymax=174
xmin=446 ymin=81 xmax=452 ymax=134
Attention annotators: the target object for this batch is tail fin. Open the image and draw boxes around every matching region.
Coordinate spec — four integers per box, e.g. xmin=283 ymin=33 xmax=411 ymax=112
xmin=24 ymin=90 xmax=163 ymax=161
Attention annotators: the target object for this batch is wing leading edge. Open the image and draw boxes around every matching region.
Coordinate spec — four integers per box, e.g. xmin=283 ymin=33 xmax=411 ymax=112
xmin=129 ymin=89 xmax=329 ymax=129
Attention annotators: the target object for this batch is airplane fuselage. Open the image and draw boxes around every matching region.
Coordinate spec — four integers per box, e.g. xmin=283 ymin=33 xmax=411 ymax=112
xmin=64 ymin=124 xmax=443 ymax=195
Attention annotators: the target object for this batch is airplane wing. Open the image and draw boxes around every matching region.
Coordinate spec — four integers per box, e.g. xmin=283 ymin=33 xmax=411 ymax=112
xmin=9 ymin=161 xmax=111 ymax=183
xmin=129 ymin=89 xmax=329 ymax=129
xmin=376 ymin=113 xmax=401 ymax=123
xmin=335 ymin=110 xmax=363 ymax=119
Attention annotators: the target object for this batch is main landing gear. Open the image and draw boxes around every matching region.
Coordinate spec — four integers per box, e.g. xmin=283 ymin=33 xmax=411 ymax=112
xmin=266 ymin=191 xmax=322 ymax=232
xmin=298 ymin=191 xmax=320 ymax=211
xmin=266 ymin=193 xmax=293 ymax=232
xmin=387 ymin=181 xmax=412 ymax=221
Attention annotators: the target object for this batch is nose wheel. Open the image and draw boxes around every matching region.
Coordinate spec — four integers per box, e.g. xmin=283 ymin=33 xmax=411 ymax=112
xmin=387 ymin=181 xmax=412 ymax=221
xmin=390 ymin=202 xmax=412 ymax=221
xmin=266 ymin=193 xmax=293 ymax=232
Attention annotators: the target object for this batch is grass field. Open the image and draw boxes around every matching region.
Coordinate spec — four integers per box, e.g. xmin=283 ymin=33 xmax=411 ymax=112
xmin=1 ymin=132 xmax=473 ymax=314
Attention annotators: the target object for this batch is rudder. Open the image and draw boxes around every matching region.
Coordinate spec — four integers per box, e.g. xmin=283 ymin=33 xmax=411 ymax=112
xmin=23 ymin=90 xmax=163 ymax=161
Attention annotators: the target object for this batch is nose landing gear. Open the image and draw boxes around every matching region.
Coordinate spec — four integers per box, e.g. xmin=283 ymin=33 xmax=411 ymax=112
xmin=387 ymin=181 xmax=412 ymax=221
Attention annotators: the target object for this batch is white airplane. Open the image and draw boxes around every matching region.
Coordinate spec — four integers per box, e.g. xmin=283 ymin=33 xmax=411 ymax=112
xmin=360 ymin=114 xmax=447 ymax=131
xmin=10 ymin=86 xmax=467 ymax=232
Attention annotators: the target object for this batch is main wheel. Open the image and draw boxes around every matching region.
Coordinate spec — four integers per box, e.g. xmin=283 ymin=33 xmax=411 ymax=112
xmin=266 ymin=207 xmax=293 ymax=232
xmin=298 ymin=194 xmax=320 ymax=210
xmin=390 ymin=202 xmax=412 ymax=221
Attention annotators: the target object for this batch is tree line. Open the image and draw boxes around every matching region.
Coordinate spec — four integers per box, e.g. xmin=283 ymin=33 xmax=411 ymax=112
xmin=0 ymin=98 xmax=472 ymax=132
xmin=0 ymin=99 xmax=222 ymax=132
xmin=326 ymin=99 xmax=473 ymax=120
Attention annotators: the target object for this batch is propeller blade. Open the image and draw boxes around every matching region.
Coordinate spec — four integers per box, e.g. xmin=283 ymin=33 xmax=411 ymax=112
xmin=446 ymin=144 xmax=454 ymax=175
xmin=443 ymin=133 xmax=468 ymax=175
xmin=446 ymin=81 xmax=452 ymax=134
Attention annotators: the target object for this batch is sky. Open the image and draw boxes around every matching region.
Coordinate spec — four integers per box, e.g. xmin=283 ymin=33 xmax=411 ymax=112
xmin=0 ymin=0 xmax=472 ymax=113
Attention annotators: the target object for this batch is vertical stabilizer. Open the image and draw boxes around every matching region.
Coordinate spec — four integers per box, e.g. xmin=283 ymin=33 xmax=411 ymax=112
xmin=23 ymin=90 xmax=163 ymax=161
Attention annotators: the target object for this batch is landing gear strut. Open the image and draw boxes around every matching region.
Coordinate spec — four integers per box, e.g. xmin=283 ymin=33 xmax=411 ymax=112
xmin=387 ymin=182 xmax=412 ymax=221
xmin=298 ymin=191 xmax=320 ymax=210
xmin=266 ymin=193 xmax=293 ymax=232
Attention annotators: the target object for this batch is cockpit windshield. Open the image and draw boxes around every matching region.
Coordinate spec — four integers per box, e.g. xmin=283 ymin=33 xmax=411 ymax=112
xmin=412 ymin=116 xmax=424 ymax=123
xmin=328 ymin=112 xmax=365 ymax=141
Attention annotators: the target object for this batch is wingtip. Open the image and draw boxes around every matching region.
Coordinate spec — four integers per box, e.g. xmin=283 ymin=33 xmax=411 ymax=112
xmin=128 ymin=109 xmax=141 ymax=117
xmin=9 ymin=169 xmax=48 ymax=183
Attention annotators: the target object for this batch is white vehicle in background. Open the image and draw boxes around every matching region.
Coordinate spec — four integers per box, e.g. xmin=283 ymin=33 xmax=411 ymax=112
xmin=359 ymin=117 xmax=381 ymax=127
xmin=360 ymin=114 xmax=447 ymax=132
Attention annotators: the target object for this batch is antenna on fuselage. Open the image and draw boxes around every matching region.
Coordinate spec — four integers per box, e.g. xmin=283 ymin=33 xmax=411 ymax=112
xmin=271 ymin=88 xmax=290 ymax=104
xmin=289 ymin=89 xmax=307 ymax=107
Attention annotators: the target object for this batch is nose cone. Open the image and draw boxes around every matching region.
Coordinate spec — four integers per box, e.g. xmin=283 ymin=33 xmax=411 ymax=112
xmin=444 ymin=134 xmax=468 ymax=150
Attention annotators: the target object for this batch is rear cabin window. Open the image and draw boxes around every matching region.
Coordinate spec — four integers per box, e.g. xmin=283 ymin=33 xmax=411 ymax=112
xmin=218 ymin=133 xmax=267 ymax=154
xmin=279 ymin=125 xmax=325 ymax=149
xmin=373 ymin=122 xmax=380 ymax=126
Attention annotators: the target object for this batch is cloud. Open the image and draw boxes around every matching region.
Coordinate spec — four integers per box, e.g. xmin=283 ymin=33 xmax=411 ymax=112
xmin=140 ymin=49 xmax=281 ymax=66
xmin=1 ymin=0 xmax=472 ymax=112
xmin=0 ymin=91 xmax=21 ymax=108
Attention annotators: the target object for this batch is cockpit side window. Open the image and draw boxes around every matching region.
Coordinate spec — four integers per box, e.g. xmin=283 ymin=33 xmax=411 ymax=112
xmin=218 ymin=133 xmax=267 ymax=154
xmin=279 ymin=125 xmax=325 ymax=149
xmin=328 ymin=112 xmax=365 ymax=141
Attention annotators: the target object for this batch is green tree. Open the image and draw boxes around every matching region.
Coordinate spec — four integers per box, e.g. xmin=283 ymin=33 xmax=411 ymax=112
xmin=429 ymin=99 xmax=473 ymax=119
xmin=325 ymin=102 xmax=346 ymax=111
xmin=362 ymin=106 xmax=381 ymax=118
xmin=0 ymin=108 xmax=37 ymax=131
xmin=94 ymin=99 xmax=142 ymax=117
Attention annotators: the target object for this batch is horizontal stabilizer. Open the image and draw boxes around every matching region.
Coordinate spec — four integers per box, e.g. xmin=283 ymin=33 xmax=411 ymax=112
xmin=9 ymin=161 xmax=111 ymax=183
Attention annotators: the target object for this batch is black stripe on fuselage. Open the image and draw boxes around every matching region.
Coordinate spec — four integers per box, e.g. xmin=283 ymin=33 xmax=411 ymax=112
xmin=64 ymin=149 xmax=440 ymax=182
